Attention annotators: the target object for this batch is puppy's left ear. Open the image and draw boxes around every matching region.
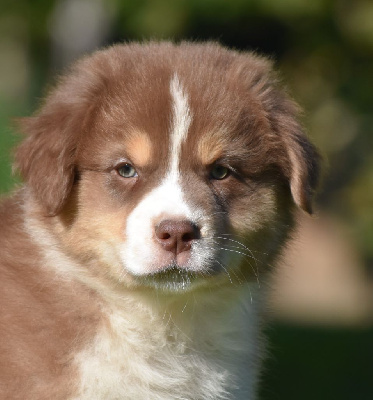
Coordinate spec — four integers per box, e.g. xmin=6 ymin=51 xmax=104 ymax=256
xmin=273 ymin=97 xmax=321 ymax=214
xmin=283 ymin=127 xmax=320 ymax=214
xmin=245 ymin=56 xmax=320 ymax=214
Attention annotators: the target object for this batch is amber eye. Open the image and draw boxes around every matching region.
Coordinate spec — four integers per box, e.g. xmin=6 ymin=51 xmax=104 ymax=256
xmin=117 ymin=163 xmax=137 ymax=178
xmin=210 ymin=164 xmax=230 ymax=180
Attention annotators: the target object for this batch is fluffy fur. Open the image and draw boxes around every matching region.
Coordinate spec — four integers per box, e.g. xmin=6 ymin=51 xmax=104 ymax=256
xmin=0 ymin=42 xmax=320 ymax=399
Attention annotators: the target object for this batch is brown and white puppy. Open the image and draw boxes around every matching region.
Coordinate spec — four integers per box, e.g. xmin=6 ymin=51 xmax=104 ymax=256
xmin=0 ymin=42 xmax=319 ymax=400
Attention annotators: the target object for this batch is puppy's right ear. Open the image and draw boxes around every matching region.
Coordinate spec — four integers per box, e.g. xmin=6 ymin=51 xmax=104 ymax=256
xmin=14 ymin=50 xmax=105 ymax=216
xmin=15 ymin=106 xmax=78 ymax=216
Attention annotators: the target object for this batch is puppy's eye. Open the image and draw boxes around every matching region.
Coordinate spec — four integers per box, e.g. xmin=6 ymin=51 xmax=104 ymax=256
xmin=210 ymin=164 xmax=230 ymax=180
xmin=117 ymin=163 xmax=137 ymax=178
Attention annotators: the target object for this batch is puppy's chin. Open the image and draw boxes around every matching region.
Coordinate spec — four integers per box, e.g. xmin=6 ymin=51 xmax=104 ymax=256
xmin=128 ymin=254 xmax=242 ymax=293
xmin=134 ymin=265 xmax=205 ymax=292
xmin=129 ymin=254 xmax=227 ymax=292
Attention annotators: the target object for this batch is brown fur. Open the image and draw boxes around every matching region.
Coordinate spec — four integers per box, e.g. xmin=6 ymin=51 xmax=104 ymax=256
xmin=14 ymin=42 xmax=319 ymax=217
xmin=0 ymin=194 xmax=102 ymax=399
xmin=1 ymin=42 xmax=320 ymax=399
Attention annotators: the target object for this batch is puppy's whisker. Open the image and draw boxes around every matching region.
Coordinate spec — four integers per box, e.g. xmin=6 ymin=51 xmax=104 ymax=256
xmin=210 ymin=244 xmax=261 ymax=287
xmin=216 ymin=236 xmax=267 ymax=262
xmin=211 ymin=235 xmax=265 ymax=279
xmin=209 ymin=243 xmax=260 ymax=277
xmin=214 ymin=260 xmax=234 ymax=285
xmin=204 ymin=245 xmax=255 ymax=286
xmin=215 ymin=240 xmax=262 ymax=267
xmin=168 ymin=314 xmax=192 ymax=343
xmin=181 ymin=301 xmax=188 ymax=313
xmin=215 ymin=236 xmax=260 ymax=260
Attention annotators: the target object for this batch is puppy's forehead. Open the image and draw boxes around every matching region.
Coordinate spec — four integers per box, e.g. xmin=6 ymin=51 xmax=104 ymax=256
xmin=168 ymin=74 xmax=192 ymax=168
xmin=84 ymin=74 xmax=215 ymax=168
xmin=166 ymin=73 xmax=262 ymax=168
xmin=83 ymin=61 xmax=267 ymax=171
xmin=164 ymin=74 xmax=233 ymax=170
xmin=123 ymin=75 xmax=193 ymax=171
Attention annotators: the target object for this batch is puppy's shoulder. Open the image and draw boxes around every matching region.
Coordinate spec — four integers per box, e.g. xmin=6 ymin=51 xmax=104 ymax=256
xmin=0 ymin=191 xmax=102 ymax=400
xmin=0 ymin=190 xmax=39 ymax=264
xmin=0 ymin=190 xmax=25 ymax=232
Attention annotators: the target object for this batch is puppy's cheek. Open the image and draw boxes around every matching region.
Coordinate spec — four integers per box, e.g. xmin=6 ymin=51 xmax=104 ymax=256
xmin=61 ymin=211 xmax=125 ymax=268
xmin=220 ymin=187 xmax=279 ymax=271
xmin=226 ymin=186 xmax=295 ymax=281
xmin=228 ymin=187 xmax=277 ymax=234
xmin=56 ymin=183 xmax=133 ymax=282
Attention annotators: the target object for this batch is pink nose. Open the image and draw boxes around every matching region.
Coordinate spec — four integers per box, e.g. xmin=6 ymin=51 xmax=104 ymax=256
xmin=155 ymin=219 xmax=200 ymax=255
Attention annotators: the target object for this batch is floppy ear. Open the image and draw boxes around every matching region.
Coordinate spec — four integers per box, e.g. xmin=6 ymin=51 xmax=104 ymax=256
xmin=15 ymin=106 xmax=79 ymax=216
xmin=283 ymin=126 xmax=321 ymax=214
xmin=242 ymin=55 xmax=321 ymax=214
xmin=272 ymin=95 xmax=321 ymax=214
xmin=13 ymin=52 xmax=106 ymax=216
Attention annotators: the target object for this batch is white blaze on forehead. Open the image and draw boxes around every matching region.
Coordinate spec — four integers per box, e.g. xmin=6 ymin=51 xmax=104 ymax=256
xmin=169 ymin=74 xmax=192 ymax=174
xmin=121 ymin=75 xmax=199 ymax=275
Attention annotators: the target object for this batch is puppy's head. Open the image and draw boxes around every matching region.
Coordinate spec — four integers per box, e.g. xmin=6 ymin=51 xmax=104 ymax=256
xmin=15 ymin=42 xmax=320 ymax=291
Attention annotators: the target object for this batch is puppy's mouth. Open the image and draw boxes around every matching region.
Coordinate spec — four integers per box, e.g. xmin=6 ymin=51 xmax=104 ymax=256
xmin=136 ymin=263 xmax=214 ymax=292
xmin=122 ymin=238 xmax=224 ymax=291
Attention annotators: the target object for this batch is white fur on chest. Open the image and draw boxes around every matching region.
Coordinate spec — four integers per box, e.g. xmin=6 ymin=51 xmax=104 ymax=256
xmin=73 ymin=286 xmax=261 ymax=400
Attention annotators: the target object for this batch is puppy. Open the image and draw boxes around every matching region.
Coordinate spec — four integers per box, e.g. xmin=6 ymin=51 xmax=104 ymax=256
xmin=0 ymin=42 xmax=319 ymax=399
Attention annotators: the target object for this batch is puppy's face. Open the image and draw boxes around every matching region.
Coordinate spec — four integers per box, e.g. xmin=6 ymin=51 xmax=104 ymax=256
xmin=16 ymin=43 xmax=319 ymax=291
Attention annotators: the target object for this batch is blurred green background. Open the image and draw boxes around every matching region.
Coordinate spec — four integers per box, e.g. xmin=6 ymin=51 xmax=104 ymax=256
xmin=0 ymin=0 xmax=372 ymax=398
